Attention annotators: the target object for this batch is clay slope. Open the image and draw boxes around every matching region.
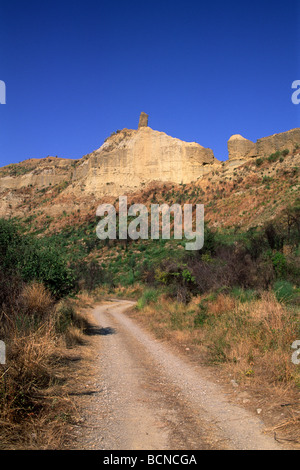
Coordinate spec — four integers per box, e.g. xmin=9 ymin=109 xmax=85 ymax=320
xmin=0 ymin=122 xmax=299 ymax=231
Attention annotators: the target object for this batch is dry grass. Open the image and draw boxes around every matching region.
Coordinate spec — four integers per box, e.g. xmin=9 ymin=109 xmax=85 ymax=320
xmin=134 ymin=290 xmax=300 ymax=390
xmin=0 ymin=322 xmax=76 ymax=449
xmin=220 ymin=293 xmax=298 ymax=387
xmin=21 ymin=282 xmax=53 ymax=319
xmin=0 ymin=281 xmax=91 ymax=449
xmin=132 ymin=289 xmax=300 ymax=443
xmin=63 ymin=325 xmax=86 ymax=346
xmin=94 ymin=283 xmax=144 ymax=301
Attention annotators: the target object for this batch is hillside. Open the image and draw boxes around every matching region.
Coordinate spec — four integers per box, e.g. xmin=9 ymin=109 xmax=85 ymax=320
xmin=0 ymin=124 xmax=299 ymax=294
xmin=0 ymin=115 xmax=299 ymax=225
xmin=0 ymin=141 xmax=299 ymax=234
xmin=1 ymin=120 xmax=299 ymax=450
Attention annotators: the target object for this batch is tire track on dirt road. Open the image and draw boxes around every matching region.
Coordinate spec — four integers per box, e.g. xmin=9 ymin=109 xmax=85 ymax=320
xmin=77 ymin=300 xmax=284 ymax=450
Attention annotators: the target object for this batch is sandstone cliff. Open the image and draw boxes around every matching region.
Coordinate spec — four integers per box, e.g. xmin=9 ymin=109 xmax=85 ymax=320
xmin=256 ymin=128 xmax=300 ymax=157
xmin=228 ymin=135 xmax=257 ymax=162
xmin=70 ymin=126 xmax=217 ymax=195
xmin=0 ymin=120 xmax=299 ymax=228
xmin=0 ymin=116 xmax=299 ymax=212
xmin=0 ymin=157 xmax=74 ymax=190
xmin=228 ymin=128 xmax=300 ymax=161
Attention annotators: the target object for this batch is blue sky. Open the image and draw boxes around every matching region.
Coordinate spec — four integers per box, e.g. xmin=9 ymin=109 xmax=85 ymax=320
xmin=0 ymin=0 xmax=299 ymax=166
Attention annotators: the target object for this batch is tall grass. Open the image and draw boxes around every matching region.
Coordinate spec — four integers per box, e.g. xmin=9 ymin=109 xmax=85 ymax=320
xmin=0 ymin=279 xmax=88 ymax=449
xmin=135 ymin=291 xmax=300 ymax=388
xmin=136 ymin=288 xmax=160 ymax=310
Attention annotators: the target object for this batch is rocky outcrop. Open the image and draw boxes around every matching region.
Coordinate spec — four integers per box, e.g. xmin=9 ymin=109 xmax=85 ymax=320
xmin=228 ymin=135 xmax=257 ymax=161
xmin=228 ymin=128 xmax=300 ymax=161
xmin=1 ymin=116 xmax=299 ymax=201
xmin=0 ymin=157 xmax=74 ymax=190
xmin=72 ymin=126 xmax=217 ymax=195
xmin=138 ymin=112 xmax=149 ymax=129
xmin=256 ymin=128 xmax=300 ymax=157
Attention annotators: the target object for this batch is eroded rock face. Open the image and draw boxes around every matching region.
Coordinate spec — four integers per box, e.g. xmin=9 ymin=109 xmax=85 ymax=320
xmin=0 ymin=125 xmax=217 ymax=198
xmin=0 ymin=157 xmax=74 ymax=190
xmin=2 ymin=122 xmax=300 ymax=202
xmin=256 ymin=128 xmax=300 ymax=157
xmin=138 ymin=112 xmax=149 ymax=129
xmin=72 ymin=126 xmax=217 ymax=195
xmin=228 ymin=135 xmax=257 ymax=161
xmin=228 ymin=128 xmax=300 ymax=161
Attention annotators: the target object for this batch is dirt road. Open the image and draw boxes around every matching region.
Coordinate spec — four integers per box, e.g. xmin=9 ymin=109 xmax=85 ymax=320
xmin=75 ymin=300 xmax=284 ymax=450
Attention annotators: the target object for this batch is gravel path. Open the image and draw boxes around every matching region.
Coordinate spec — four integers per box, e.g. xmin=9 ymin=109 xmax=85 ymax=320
xmin=75 ymin=300 xmax=284 ymax=450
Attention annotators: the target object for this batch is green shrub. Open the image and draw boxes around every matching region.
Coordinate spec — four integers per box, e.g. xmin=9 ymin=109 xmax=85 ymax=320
xmin=119 ymin=270 xmax=135 ymax=286
xmin=271 ymin=252 xmax=287 ymax=277
xmin=55 ymin=300 xmax=77 ymax=333
xmin=0 ymin=219 xmax=75 ymax=298
xmin=255 ymin=158 xmax=264 ymax=167
xmin=194 ymin=303 xmax=208 ymax=327
xmin=55 ymin=299 xmax=88 ymax=334
xmin=268 ymin=151 xmax=281 ymax=163
xmin=137 ymin=289 xmax=159 ymax=310
xmin=20 ymin=240 xmax=75 ymax=298
xmin=262 ymin=175 xmax=273 ymax=184
xmin=72 ymin=259 xmax=104 ymax=291
xmin=230 ymin=287 xmax=258 ymax=303
xmin=273 ymin=280 xmax=294 ymax=302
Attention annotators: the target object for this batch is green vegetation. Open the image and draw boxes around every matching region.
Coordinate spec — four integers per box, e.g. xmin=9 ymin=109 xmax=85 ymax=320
xmin=0 ymin=218 xmax=94 ymax=449
xmin=0 ymin=218 xmax=107 ymax=298
xmin=0 ymin=163 xmax=35 ymax=177
xmin=137 ymin=289 xmax=160 ymax=310
xmin=0 ymin=172 xmax=299 ymax=447
xmin=268 ymin=149 xmax=290 ymax=163
xmin=255 ymin=158 xmax=264 ymax=167
xmin=134 ymin=290 xmax=299 ymax=387
xmin=3 ymin=194 xmax=300 ymax=301
xmin=0 ymin=219 xmax=75 ymax=298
